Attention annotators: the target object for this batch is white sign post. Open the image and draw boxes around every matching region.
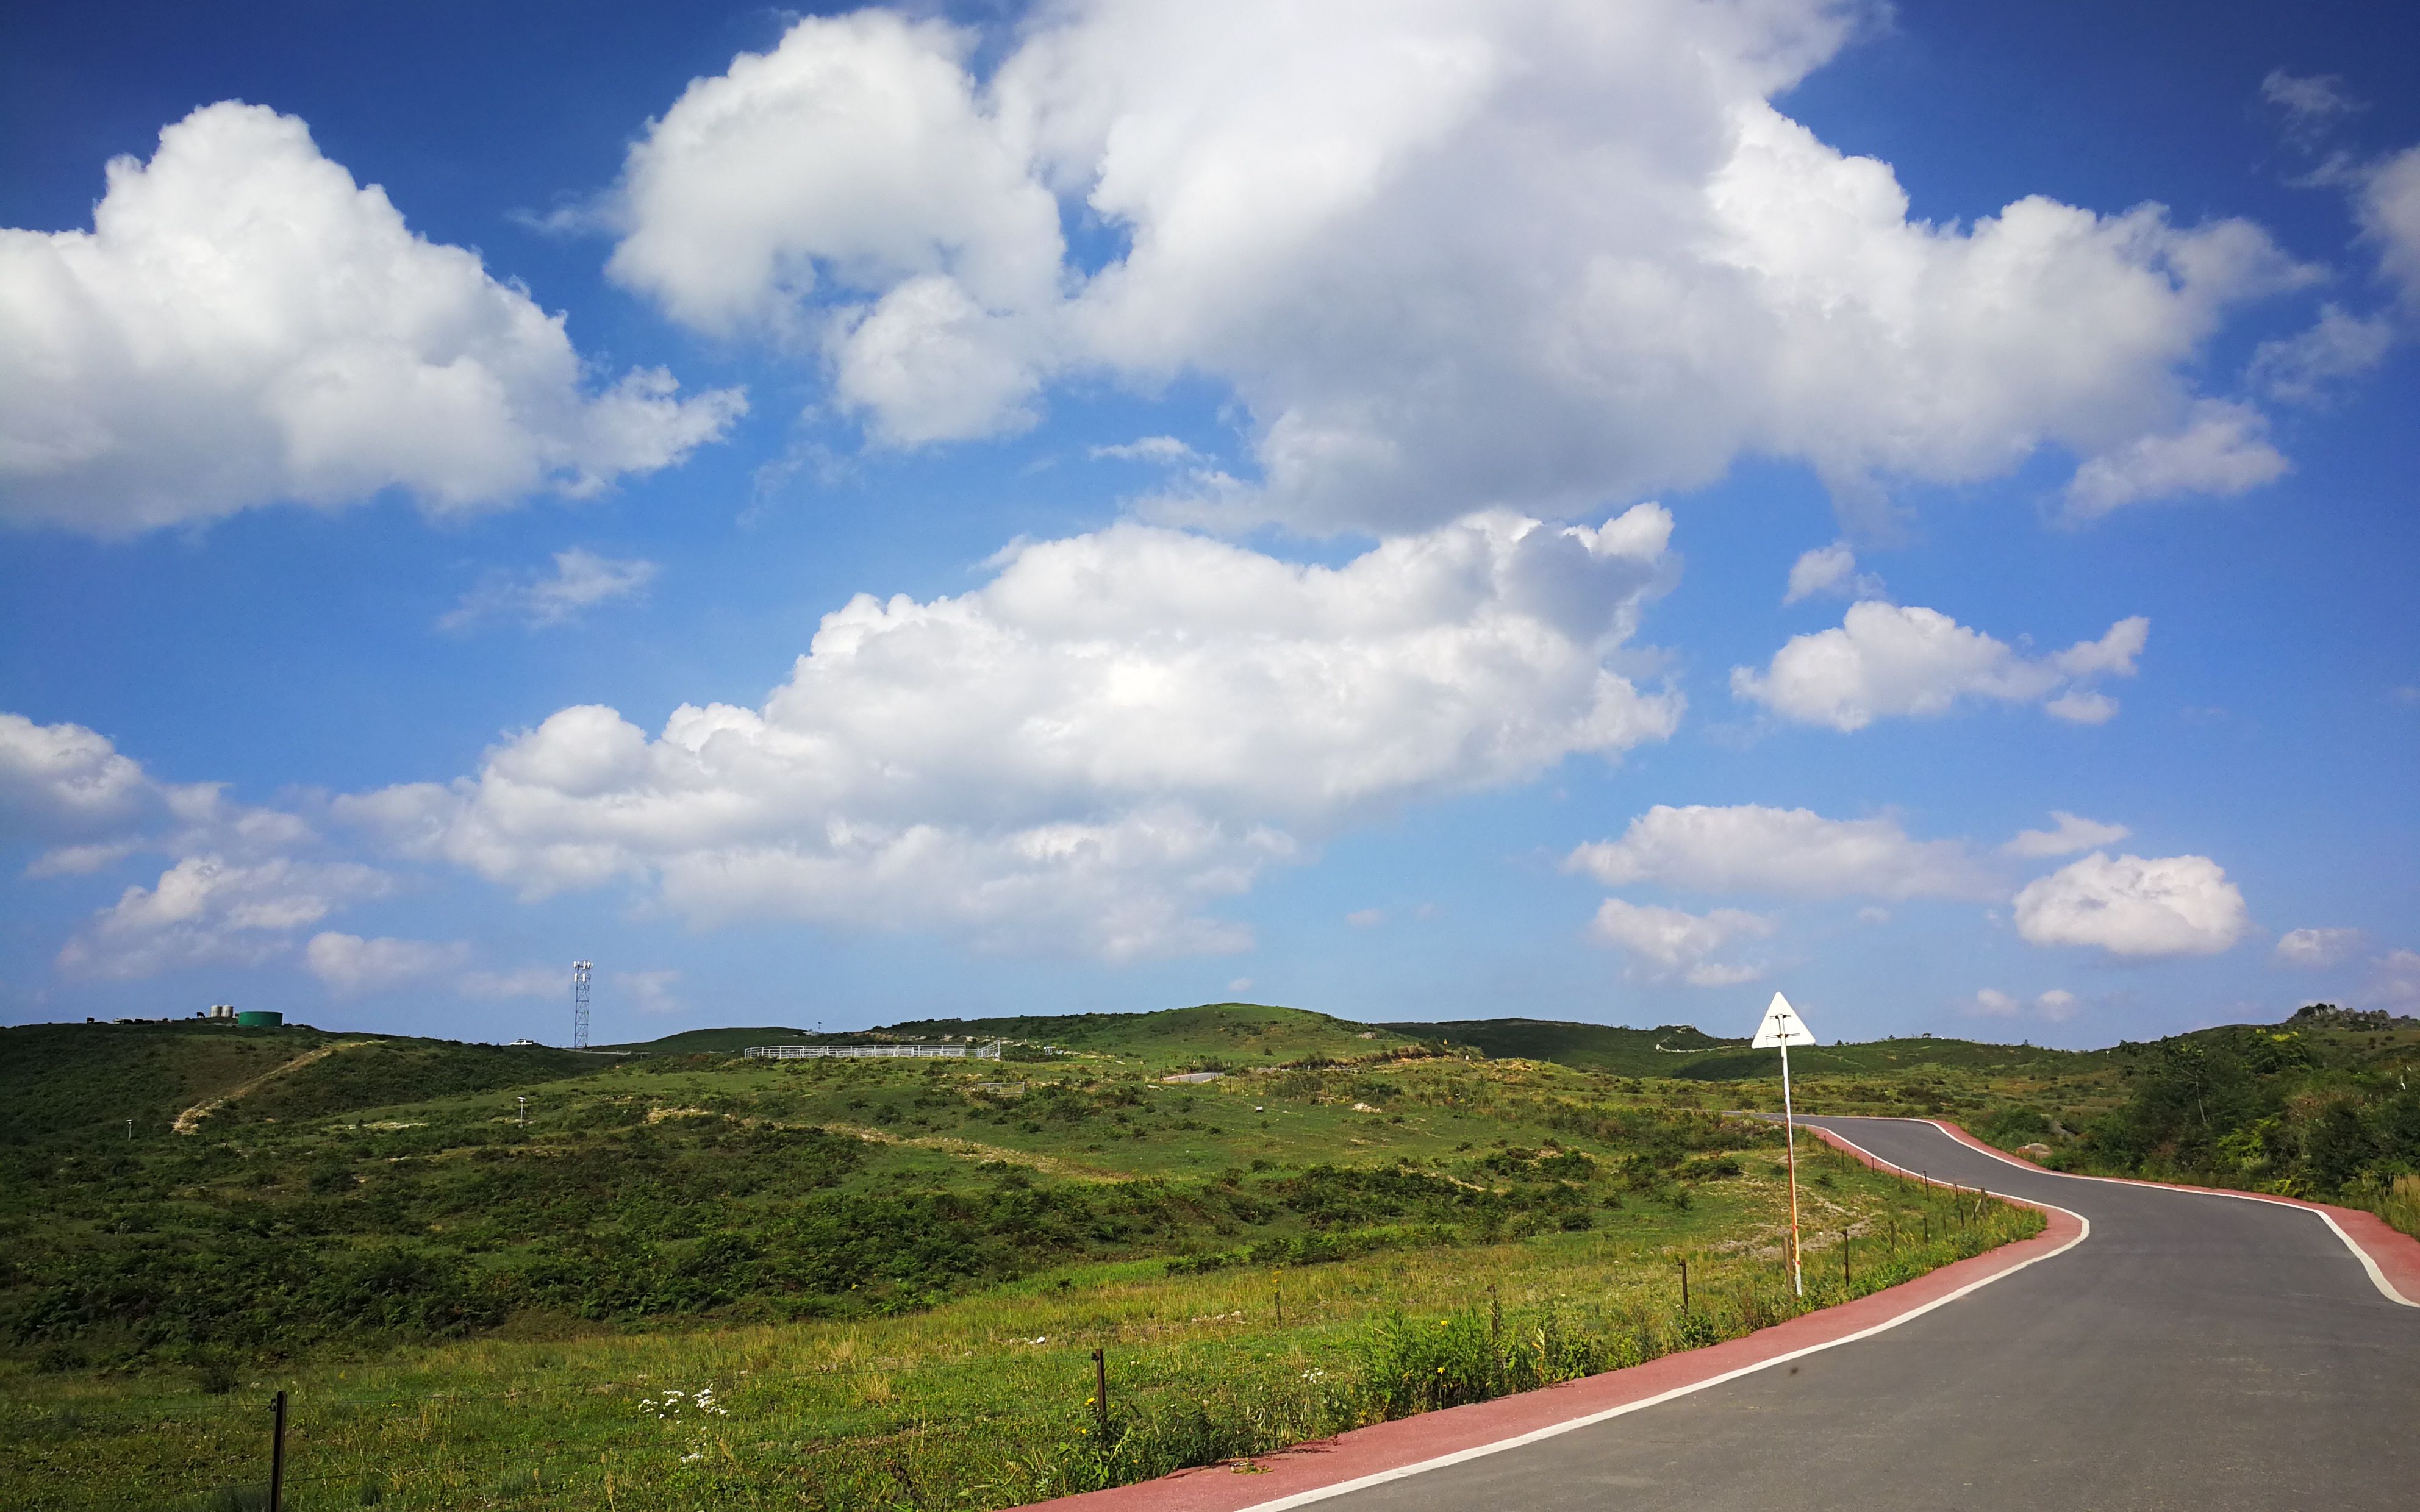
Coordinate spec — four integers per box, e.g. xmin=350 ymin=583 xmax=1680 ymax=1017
xmin=1752 ymin=992 xmax=1817 ymax=1297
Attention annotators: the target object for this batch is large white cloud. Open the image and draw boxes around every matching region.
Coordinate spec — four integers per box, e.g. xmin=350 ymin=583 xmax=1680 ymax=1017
xmin=1567 ymin=804 xmax=1997 ymax=901
xmin=1731 ymin=603 xmax=2146 ymax=731
xmin=1588 ymin=898 xmax=1772 ymax=986
xmin=1 ymin=711 xmax=310 ymax=868
xmin=604 ymin=0 xmax=2307 ymax=533
xmin=338 ymin=506 xmax=1682 ymax=958
xmin=0 ymin=102 xmax=744 ymax=537
xmin=56 ymin=855 xmax=393 ymax=980
xmin=2011 ymin=851 xmax=2249 ymax=958
xmin=1 ymin=713 xmax=155 ymax=833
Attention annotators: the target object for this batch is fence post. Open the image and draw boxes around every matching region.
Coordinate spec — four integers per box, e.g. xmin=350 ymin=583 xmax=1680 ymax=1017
xmin=1091 ymin=1347 xmax=1109 ymax=1440
xmin=1487 ymin=1283 xmax=1503 ymax=1393
xmin=1679 ymin=1257 xmax=1689 ymax=1314
xmin=269 ymin=1389 xmax=287 ymax=1512
xmin=1841 ymin=1231 xmax=1850 ymax=1290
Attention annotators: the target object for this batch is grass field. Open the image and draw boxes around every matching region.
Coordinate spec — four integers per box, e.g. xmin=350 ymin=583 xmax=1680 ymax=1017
xmin=4 ymin=1136 xmax=2033 ymax=1511
xmin=1 ymin=1008 xmax=2050 ymax=1509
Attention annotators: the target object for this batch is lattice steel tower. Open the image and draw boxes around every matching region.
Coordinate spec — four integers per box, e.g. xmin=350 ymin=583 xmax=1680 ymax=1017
xmin=571 ymin=960 xmax=593 ymax=1049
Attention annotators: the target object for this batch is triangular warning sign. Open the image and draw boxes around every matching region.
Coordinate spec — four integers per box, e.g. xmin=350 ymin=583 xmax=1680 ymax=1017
xmin=1752 ymin=992 xmax=1816 ymax=1048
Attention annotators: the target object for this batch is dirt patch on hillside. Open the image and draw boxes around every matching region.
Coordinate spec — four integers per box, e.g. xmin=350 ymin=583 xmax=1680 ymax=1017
xmin=172 ymin=1041 xmax=373 ymax=1135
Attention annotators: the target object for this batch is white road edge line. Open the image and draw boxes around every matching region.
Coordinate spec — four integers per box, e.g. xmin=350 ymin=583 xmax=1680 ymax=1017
xmin=1888 ymin=1117 xmax=2419 ymax=1310
xmin=1230 ymin=1128 xmax=2089 ymax=1512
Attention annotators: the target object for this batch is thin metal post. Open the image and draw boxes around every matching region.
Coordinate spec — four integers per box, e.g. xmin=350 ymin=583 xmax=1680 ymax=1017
xmin=1091 ymin=1347 xmax=1109 ymax=1439
xmin=269 ymin=1389 xmax=287 ymax=1512
xmin=1679 ymin=1257 xmax=1690 ymax=1313
xmin=1781 ymin=1040 xmax=1802 ymax=1297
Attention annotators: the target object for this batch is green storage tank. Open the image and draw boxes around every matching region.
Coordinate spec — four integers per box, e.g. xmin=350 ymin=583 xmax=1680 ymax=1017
xmin=235 ymin=1010 xmax=284 ymax=1028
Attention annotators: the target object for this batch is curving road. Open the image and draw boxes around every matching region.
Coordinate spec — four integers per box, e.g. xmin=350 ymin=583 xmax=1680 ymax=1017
xmin=1308 ymin=1116 xmax=2420 ymax=1512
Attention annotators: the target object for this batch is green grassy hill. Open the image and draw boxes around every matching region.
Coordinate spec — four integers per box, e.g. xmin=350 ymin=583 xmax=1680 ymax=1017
xmin=2 ymin=1009 xmax=1769 ymax=1373
xmin=1380 ymin=1018 xmax=1741 ymax=1075
xmin=1665 ymin=1035 xmax=2078 ymax=1082
xmin=1981 ymin=1004 xmax=2419 ymax=1230
xmin=592 ymin=1025 xmax=819 ymax=1054
xmin=0 ymin=1021 xmax=339 ymax=1147
xmin=884 ymin=1000 xmax=1421 ymax=1066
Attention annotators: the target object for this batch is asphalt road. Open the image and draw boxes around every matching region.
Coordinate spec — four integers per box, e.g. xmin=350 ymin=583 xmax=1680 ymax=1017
xmin=1320 ymin=1116 xmax=2420 ymax=1511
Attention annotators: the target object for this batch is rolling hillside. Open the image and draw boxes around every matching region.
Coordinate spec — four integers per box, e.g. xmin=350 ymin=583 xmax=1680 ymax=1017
xmin=882 ymin=1000 xmax=1423 ymax=1065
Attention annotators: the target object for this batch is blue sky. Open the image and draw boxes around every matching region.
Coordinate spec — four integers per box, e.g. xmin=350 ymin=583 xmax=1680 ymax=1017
xmin=4 ymin=1 xmax=2416 ymax=1048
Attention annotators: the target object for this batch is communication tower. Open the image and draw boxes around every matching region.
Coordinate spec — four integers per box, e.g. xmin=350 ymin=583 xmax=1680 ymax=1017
xmin=571 ymin=960 xmax=593 ymax=1049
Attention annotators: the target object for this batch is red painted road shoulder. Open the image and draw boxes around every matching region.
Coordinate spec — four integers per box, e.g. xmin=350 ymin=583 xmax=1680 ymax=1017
xmin=1015 ymin=1172 xmax=2082 ymax=1512
xmin=1919 ymin=1118 xmax=2420 ymax=1308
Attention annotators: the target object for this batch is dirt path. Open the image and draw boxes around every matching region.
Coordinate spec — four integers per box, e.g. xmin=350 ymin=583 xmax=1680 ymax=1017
xmin=171 ymin=1040 xmax=372 ymax=1134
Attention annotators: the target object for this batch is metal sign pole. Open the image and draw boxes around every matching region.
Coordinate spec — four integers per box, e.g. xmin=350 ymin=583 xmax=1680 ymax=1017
xmin=1752 ymin=992 xmax=1814 ymax=1300
xmin=1781 ymin=1037 xmax=1802 ymax=1297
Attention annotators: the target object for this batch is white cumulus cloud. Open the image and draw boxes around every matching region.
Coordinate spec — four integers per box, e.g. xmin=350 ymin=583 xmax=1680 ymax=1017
xmin=3 ymin=711 xmax=312 ymax=866
xmin=600 ymin=1 xmax=2306 ymax=535
xmin=1782 ymin=541 xmax=1881 ymax=605
xmin=340 ymin=507 xmax=1682 ymax=959
xmin=1588 ymin=898 xmax=1772 ymax=986
xmin=2012 ymin=851 xmax=2249 ymax=959
xmin=1730 ymin=603 xmax=2147 ymax=731
xmin=1 ymin=713 xmax=155 ymax=832
xmin=0 ymin=102 xmax=743 ymax=538
xmin=1567 ymin=804 xmax=1997 ymax=901
xmin=2061 ymin=401 xmax=2288 ymax=521
xmin=2272 ymin=926 xmax=2363 ymax=968
xmin=2004 ymin=811 xmax=2132 ymax=859
xmin=56 ymin=854 xmax=393 ymax=980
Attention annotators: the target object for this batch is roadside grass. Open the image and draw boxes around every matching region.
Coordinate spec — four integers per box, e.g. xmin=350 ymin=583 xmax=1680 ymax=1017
xmin=1 ymin=1141 xmax=2039 ymax=1511
xmin=2379 ymin=1175 xmax=2420 ymax=1241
